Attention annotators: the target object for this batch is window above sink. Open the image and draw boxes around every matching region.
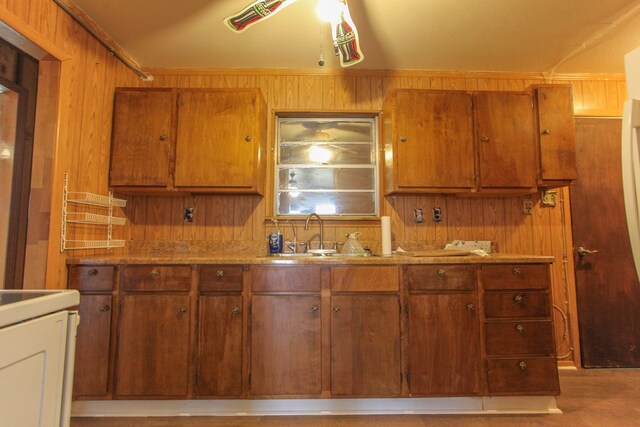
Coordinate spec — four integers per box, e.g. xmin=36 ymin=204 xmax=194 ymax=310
xmin=274 ymin=115 xmax=379 ymax=218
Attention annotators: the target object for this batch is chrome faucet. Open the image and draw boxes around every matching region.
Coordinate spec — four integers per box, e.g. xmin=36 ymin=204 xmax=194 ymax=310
xmin=304 ymin=213 xmax=324 ymax=250
xmin=286 ymin=220 xmax=297 ymax=253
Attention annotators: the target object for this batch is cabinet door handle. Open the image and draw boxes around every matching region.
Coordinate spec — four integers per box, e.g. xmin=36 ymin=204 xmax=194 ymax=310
xmin=244 ymin=135 xmax=252 ymax=142
xmin=514 ymin=294 xmax=525 ymax=303
xmin=332 ymin=305 xmax=341 ymax=313
xmin=178 ymin=307 xmax=188 ymax=314
xmin=159 ymin=134 xmax=168 ymax=141
xmin=466 ymin=303 xmax=475 ymax=312
xmin=518 ymin=361 xmax=527 ymax=371
xmin=400 ymin=135 xmax=407 ymax=142
xmin=150 ymin=269 xmax=160 ymax=279
xmin=516 ymin=324 xmax=525 ymax=333
xmin=231 ymin=305 xmax=241 ymax=315
xmin=311 ymin=304 xmax=319 ymax=312
xmin=87 ymin=268 xmax=99 ymax=276
xmin=99 ymin=304 xmax=110 ymax=312
xmin=216 ymin=270 xmax=225 ymax=278
xmin=437 ymin=268 xmax=446 ymax=278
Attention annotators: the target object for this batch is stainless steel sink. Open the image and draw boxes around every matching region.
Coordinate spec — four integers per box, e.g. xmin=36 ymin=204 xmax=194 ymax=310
xmin=259 ymin=252 xmax=374 ymax=259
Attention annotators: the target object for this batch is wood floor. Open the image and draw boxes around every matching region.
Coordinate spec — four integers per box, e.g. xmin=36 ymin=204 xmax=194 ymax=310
xmin=70 ymin=369 xmax=640 ymax=427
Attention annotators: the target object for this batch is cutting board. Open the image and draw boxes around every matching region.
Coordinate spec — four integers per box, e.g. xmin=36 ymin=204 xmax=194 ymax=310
xmin=400 ymin=249 xmax=473 ymax=257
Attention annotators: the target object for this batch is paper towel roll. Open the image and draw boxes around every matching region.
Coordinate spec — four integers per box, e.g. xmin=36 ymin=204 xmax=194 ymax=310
xmin=381 ymin=216 xmax=392 ymax=256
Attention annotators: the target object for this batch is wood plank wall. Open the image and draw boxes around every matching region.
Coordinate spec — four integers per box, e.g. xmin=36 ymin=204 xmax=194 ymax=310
xmin=5 ymin=0 xmax=629 ymax=367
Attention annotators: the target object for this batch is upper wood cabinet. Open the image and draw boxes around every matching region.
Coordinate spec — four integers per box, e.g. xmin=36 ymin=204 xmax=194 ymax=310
xmin=531 ymin=85 xmax=577 ymax=185
xmin=109 ymin=88 xmax=267 ymax=195
xmin=383 ymin=90 xmax=476 ymax=194
xmin=474 ymin=91 xmax=537 ymax=190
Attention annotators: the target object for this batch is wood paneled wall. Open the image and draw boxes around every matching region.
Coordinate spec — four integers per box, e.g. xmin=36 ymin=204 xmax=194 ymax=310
xmin=4 ymin=0 xmax=628 ymax=367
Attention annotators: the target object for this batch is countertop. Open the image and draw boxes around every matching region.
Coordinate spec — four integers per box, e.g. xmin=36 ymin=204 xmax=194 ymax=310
xmin=67 ymin=252 xmax=554 ymax=266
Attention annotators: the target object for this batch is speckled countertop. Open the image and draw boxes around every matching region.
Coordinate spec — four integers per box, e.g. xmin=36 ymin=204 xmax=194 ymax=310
xmin=67 ymin=252 xmax=554 ymax=265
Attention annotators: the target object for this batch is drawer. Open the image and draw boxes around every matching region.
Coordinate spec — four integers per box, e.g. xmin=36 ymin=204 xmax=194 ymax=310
xmin=331 ymin=266 xmax=399 ymax=292
xmin=199 ymin=265 xmax=243 ymax=292
xmin=481 ymin=264 xmax=549 ymax=290
xmin=68 ymin=266 xmax=114 ymax=291
xmin=251 ymin=266 xmax=322 ymax=292
xmin=485 ymin=320 xmax=555 ymax=356
xmin=486 ymin=357 xmax=560 ymax=395
xmin=122 ymin=266 xmax=191 ymax=292
xmin=406 ymin=265 xmax=475 ymax=291
xmin=483 ymin=291 xmax=551 ymax=318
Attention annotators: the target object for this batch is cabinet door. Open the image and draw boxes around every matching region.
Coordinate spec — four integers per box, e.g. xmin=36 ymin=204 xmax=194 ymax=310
xmin=116 ymin=294 xmax=191 ymax=397
xmin=408 ymin=294 xmax=481 ymax=395
xmin=197 ymin=295 xmax=243 ymax=397
xmin=475 ymin=92 xmax=537 ymax=188
xmin=331 ymin=295 xmax=401 ymax=396
xmin=250 ymin=295 xmax=321 ymax=396
xmin=175 ymin=91 xmax=258 ymax=188
xmin=395 ymin=91 xmax=475 ymax=189
xmin=536 ymin=86 xmax=577 ymax=182
xmin=73 ymin=294 xmax=112 ymax=398
xmin=110 ymin=90 xmax=172 ymax=187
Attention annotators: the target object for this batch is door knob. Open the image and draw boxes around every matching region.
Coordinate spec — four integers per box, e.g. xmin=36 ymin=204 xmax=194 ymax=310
xmin=577 ymin=246 xmax=599 ymax=257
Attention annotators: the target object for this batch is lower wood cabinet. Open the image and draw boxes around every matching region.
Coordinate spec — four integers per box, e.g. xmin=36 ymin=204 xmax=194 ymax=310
xmin=330 ymin=294 xmax=401 ymax=396
xmin=115 ymin=294 xmax=191 ymax=398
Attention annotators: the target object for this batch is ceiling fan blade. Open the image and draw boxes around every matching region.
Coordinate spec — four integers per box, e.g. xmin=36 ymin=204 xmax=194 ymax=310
xmin=329 ymin=0 xmax=364 ymax=67
xmin=224 ymin=0 xmax=301 ymax=33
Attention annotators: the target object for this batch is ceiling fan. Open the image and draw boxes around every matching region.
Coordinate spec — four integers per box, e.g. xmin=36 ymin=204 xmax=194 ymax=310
xmin=224 ymin=0 xmax=364 ymax=68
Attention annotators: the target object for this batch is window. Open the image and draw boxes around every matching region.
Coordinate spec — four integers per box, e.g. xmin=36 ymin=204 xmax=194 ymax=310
xmin=275 ymin=116 xmax=379 ymax=217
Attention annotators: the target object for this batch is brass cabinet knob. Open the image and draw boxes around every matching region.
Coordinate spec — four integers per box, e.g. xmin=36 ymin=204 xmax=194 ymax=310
xmin=87 ymin=268 xmax=98 ymax=276
xmin=178 ymin=306 xmax=188 ymax=314
xmin=333 ymin=306 xmax=341 ymax=313
xmin=216 ymin=270 xmax=225 ymax=278
xmin=437 ymin=268 xmax=446 ymax=278
xmin=481 ymin=136 xmax=490 ymax=143
xmin=516 ymin=324 xmax=525 ymax=333
xmin=244 ymin=135 xmax=252 ymax=142
xmin=311 ymin=304 xmax=319 ymax=312
xmin=99 ymin=304 xmax=110 ymax=312
xmin=150 ymin=269 xmax=160 ymax=279
xmin=159 ymin=134 xmax=168 ymax=141
xmin=512 ymin=267 xmax=522 ymax=275
xmin=541 ymin=129 xmax=551 ymax=135
xmin=400 ymin=135 xmax=407 ymax=142
xmin=231 ymin=305 xmax=241 ymax=315
xmin=518 ymin=361 xmax=527 ymax=371
xmin=514 ymin=294 xmax=525 ymax=303
xmin=466 ymin=303 xmax=475 ymax=312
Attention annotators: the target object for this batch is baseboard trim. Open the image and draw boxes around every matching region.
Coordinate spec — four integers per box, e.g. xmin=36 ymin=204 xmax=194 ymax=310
xmin=72 ymin=396 xmax=561 ymax=417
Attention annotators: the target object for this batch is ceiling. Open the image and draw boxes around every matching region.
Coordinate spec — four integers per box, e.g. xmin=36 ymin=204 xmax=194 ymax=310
xmin=70 ymin=0 xmax=640 ymax=73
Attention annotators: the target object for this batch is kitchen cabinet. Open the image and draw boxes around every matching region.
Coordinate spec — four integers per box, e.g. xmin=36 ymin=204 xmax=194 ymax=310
xmin=406 ymin=265 xmax=481 ymax=395
xmin=68 ymin=266 xmax=115 ymax=399
xmin=383 ymin=90 xmax=476 ymax=194
xmin=474 ymin=91 xmax=537 ymax=190
xmin=481 ymin=264 xmax=560 ymax=395
xmin=531 ymin=84 xmax=577 ymax=185
xmin=196 ymin=266 xmax=244 ymax=398
xmin=249 ymin=266 xmax=322 ymax=396
xmin=115 ymin=266 xmax=193 ymax=398
xmin=109 ymin=88 xmax=267 ymax=194
xmin=330 ymin=266 xmax=401 ymax=396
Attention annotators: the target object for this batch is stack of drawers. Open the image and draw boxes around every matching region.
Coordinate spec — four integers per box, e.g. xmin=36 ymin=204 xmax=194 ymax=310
xmin=481 ymin=264 xmax=560 ymax=395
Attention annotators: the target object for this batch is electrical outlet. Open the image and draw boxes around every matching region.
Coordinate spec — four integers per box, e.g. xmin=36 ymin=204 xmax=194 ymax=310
xmin=523 ymin=199 xmax=534 ymax=215
xmin=183 ymin=207 xmax=194 ymax=222
xmin=541 ymin=190 xmax=558 ymax=207
xmin=432 ymin=207 xmax=442 ymax=222
xmin=414 ymin=208 xmax=424 ymax=223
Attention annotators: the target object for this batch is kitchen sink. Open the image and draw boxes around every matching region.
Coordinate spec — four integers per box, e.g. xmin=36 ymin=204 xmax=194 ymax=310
xmin=259 ymin=252 xmax=375 ymax=259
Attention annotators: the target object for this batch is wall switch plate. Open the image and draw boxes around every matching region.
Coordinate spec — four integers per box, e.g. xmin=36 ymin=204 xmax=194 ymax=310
xmin=183 ymin=207 xmax=194 ymax=222
xmin=522 ymin=199 xmax=534 ymax=215
xmin=541 ymin=190 xmax=558 ymax=207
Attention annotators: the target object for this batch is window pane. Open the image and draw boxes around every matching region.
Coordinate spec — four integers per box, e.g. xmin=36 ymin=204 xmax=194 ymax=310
xmin=279 ymin=168 xmax=375 ymax=191
xmin=280 ymin=143 xmax=373 ymax=165
xmin=279 ymin=120 xmax=373 ymax=143
xmin=277 ymin=192 xmax=376 ymax=216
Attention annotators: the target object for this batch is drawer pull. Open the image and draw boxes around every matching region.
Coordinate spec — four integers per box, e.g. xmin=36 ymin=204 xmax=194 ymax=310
xmin=311 ymin=304 xmax=319 ymax=312
xmin=437 ymin=268 xmax=446 ymax=278
xmin=150 ymin=269 xmax=160 ymax=279
xmin=99 ymin=304 xmax=110 ymax=312
xmin=216 ymin=270 xmax=225 ymax=278
xmin=178 ymin=306 xmax=188 ymax=314
xmin=87 ymin=268 xmax=99 ymax=276
xmin=466 ymin=303 xmax=475 ymax=312
xmin=231 ymin=305 xmax=241 ymax=315
xmin=518 ymin=361 xmax=527 ymax=371
xmin=333 ymin=305 xmax=341 ymax=313
xmin=516 ymin=324 xmax=525 ymax=333
xmin=512 ymin=267 xmax=522 ymax=275
xmin=514 ymin=294 xmax=525 ymax=303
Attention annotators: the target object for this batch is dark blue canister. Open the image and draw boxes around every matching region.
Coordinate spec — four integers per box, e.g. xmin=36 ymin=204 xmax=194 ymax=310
xmin=268 ymin=232 xmax=283 ymax=253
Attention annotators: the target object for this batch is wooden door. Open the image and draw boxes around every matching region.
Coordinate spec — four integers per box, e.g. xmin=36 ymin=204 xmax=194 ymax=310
xmin=475 ymin=92 xmax=537 ymax=188
xmin=330 ymin=295 xmax=401 ymax=396
xmin=395 ymin=91 xmax=475 ymax=189
xmin=110 ymin=90 xmax=172 ymax=186
xmin=571 ymin=118 xmax=640 ymax=367
xmin=250 ymin=295 xmax=322 ymax=395
xmin=408 ymin=294 xmax=481 ymax=395
xmin=197 ymin=295 xmax=243 ymax=397
xmin=73 ymin=294 xmax=112 ymax=398
xmin=174 ymin=91 xmax=257 ymax=188
xmin=116 ymin=294 xmax=191 ymax=397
